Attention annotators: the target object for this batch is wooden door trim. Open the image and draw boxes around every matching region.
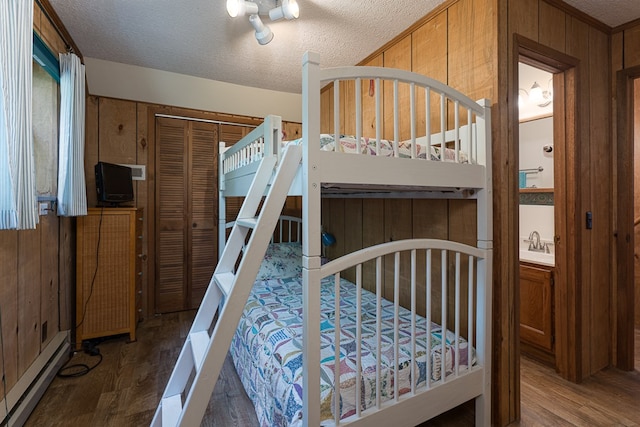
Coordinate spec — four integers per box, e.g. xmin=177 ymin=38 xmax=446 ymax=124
xmin=615 ymin=65 xmax=640 ymax=370
xmin=147 ymin=107 xmax=157 ymax=315
xmin=513 ymin=35 xmax=581 ymax=382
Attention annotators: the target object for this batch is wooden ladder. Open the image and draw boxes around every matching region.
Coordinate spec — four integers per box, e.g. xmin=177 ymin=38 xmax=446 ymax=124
xmin=150 ymin=144 xmax=302 ymax=427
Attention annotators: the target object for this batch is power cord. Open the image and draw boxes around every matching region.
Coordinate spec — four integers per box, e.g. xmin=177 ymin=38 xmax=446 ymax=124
xmin=56 ymin=341 xmax=103 ymax=378
xmin=75 ymin=206 xmax=104 ymax=330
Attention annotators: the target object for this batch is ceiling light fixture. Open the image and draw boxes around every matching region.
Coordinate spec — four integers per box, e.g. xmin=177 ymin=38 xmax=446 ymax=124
xmin=249 ymin=14 xmax=274 ymax=45
xmin=226 ymin=0 xmax=300 ymax=45
xmin=226 ymin=0 xmax=259 ymax=17
xmin=269 ymin=0 xmax=299 ymax=21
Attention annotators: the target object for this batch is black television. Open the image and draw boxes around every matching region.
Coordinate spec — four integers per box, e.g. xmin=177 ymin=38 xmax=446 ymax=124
xmin=95 ymin=162 xmax=134 ymax=206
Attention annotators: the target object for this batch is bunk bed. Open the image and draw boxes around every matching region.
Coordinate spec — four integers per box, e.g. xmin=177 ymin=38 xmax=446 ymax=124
xmin=153 ymin=51 xmax=492 ymax=427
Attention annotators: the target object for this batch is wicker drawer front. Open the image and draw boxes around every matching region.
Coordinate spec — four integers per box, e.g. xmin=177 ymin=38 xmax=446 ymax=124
xmin=76 ymin=208 xmax=143 ymax=347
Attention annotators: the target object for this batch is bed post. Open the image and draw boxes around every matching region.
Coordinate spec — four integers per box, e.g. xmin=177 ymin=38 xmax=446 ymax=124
xmin=302 ymin=51 xmax=322 ymax=427
xmin=475 ymin=98 xmax=493 ymax=426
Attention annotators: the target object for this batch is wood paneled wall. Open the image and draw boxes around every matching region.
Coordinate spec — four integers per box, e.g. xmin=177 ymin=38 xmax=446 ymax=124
xmin=38 ymin=2 xmax=623 ymax=426
xmin=612 ymin=19 xmax=640 ymax=362
xmin=501 ymin=0 xmax=613 ymax=423
xmin=320 ymin=0 xmax=502 ymax=421
xmin=321 ymin=0 xmax=617 ymax=425
xmin=84 ymin=97 xmax=302 ymax=317
xmin=0 ymin=1 xmax=75 ymax=396
xmin=318 ymin=0 xmax=497 ymax=343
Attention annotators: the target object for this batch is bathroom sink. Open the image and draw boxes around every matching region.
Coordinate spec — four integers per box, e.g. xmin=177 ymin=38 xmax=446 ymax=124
xmin=519 ymin=249 xmax=554 ymax=267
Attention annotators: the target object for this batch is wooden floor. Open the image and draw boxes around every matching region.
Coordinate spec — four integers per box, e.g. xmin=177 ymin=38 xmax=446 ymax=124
xmin=25 ymin=312 xmax=640 ymax=427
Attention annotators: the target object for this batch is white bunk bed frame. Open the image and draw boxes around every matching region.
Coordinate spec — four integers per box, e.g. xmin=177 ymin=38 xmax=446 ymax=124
xmin=153 ymin=51 xmax=492 ymax=427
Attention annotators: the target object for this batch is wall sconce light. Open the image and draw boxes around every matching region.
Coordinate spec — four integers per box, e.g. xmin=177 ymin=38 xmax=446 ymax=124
xmin=320 ymin=226 xmax=335 ymax=261
xmin=227 ymin=0 xmax=300 ymax=45
xmin=321 ymin=229 xmax=336 ymax=247
xmin=519 ymin=79 xmax=553 ymax=108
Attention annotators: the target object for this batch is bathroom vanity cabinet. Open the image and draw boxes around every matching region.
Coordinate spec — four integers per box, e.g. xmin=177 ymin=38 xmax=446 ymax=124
xmin=520 ymin=262 xmax=554 ymax=363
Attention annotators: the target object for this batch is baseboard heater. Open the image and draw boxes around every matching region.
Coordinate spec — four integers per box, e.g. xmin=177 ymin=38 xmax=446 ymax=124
xmin=0 ymin=331 xmax=70 ymax=426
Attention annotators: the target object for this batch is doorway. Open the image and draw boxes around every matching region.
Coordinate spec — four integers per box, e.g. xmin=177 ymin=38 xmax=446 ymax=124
xmin=517 ymin=62 xmax=556 ymax=366
xmin=515 ymin=37 xmax=581 ymax=382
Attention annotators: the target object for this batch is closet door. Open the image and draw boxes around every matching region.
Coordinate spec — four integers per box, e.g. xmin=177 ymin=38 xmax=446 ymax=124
xmin=189 ymin=123 xmax=218 ymax=308
xmin=155 ymin=117 xmax=218 ymax=312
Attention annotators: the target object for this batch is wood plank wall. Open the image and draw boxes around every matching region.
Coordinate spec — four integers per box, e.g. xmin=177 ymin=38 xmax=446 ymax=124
xmin=611 ymin=18 xmax=640 ymax=348
xmin=321 ymin=0 xmax=502 ymax=425
xmin=84 ymin=97 xmax=302 ymax=317
xmin=501 ymin=0 xmax=613 ymax=422
xmin=319 ymin=0 xmax=496 ymax=327
xmin=0 ymin=1 xmax=75 ymax=396
xmin=319 ymin=0 xmax=503 ymax=421
xmin=320 ymin=0 xmax=618 ymax=425
xmin=25 ymin=1 xmax=623 ymax=426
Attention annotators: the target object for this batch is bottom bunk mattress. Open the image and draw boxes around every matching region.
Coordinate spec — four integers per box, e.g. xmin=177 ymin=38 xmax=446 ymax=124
xmin=230 ymin=244 xmax=476 ymax=427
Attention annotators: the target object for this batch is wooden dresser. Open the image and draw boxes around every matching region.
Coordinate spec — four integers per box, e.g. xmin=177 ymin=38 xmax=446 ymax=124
xmin=76 ymin=207 xmax=143 ymax=347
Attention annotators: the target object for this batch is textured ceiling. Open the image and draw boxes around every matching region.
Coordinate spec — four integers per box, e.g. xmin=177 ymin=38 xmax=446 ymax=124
xmin=562 ymin=0 xmax=640 ymax=27
xmin=49 ymin=0 xmax=640 ymax=95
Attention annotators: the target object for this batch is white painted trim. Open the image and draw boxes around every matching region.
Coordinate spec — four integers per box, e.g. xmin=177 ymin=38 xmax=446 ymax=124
xmin=0 ymin=331 xmax=70 ymax=426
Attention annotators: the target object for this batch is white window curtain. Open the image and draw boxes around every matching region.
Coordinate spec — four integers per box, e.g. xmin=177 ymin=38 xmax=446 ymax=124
xmin=0 ymin=2 xmax=37 ymax=229
xmin=57 ymin=52 xmax=86 ymax=216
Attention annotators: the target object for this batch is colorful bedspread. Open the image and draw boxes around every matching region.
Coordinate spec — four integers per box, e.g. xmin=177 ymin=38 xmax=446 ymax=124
xmin=230 ymin=244 xmax=475 ymax=427
xmin=285 ymin=134 xmax=468 ymax=162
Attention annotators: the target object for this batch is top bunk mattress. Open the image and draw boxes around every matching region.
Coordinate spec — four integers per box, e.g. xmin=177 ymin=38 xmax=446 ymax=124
xmin=285 ymin=134 xmax=469 ymax=163
xmin=221 ymin=135 xmax=487 ymax=197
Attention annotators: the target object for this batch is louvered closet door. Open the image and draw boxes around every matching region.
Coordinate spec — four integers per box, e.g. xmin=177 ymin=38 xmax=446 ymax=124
xmin=155 ymin=117 xmax=218 ymax=313
xmin=189 ymin=122 xmax=218 ymax=308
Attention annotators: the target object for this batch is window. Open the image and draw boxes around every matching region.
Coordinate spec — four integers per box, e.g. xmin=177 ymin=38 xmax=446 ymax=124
xmin=32 ymin=32 xmax=60 ymax=197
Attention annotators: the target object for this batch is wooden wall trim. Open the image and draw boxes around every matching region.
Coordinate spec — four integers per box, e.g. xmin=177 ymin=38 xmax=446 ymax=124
xmin=612 ymin=16 xmax=640 ymax=34
xmin=514 ymin=33 xmax=583 ymax=383
xmin=37 ymin=0 xmax=82 ymax=59
xmin=615 ymin=65 xmax=640 ymax=370
xmin=516 ymin=34 xmax=580 ymax=71
xmin=542 ymin=0 xmax=611 ymax=34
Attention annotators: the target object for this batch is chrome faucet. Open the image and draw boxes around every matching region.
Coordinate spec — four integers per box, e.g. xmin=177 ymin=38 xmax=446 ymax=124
xmin=528 ymin=230 xmax=549 ymax=253
xmin=528 ymin=231 xmax=540 ymax=250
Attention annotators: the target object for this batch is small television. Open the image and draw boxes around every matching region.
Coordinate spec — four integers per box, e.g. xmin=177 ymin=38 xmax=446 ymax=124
xmin=95 ymin=162 xmax=134 ymax=206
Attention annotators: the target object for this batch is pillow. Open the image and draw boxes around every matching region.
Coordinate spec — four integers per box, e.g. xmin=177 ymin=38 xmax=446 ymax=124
xmin=256 ymin=242 xmax=302 ymax=281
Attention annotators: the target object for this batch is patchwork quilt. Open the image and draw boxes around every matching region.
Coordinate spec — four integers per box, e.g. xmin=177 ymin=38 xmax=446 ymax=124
xmin=285 ymin=134 xmax=468 ymax=163
xmin=230 ymin=244 xmax=475 ymax=427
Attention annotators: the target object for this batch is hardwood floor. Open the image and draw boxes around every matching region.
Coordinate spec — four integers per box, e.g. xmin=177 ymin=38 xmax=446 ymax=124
xmin=25 ymin=311 xmax=259 ymax=427
xmin=25 ymin=312 xmax=640 ymax=426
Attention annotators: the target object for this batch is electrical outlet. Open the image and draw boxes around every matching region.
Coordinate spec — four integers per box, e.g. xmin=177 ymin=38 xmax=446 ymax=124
xmin=39 ymin=202 xmax=48 ymax=216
